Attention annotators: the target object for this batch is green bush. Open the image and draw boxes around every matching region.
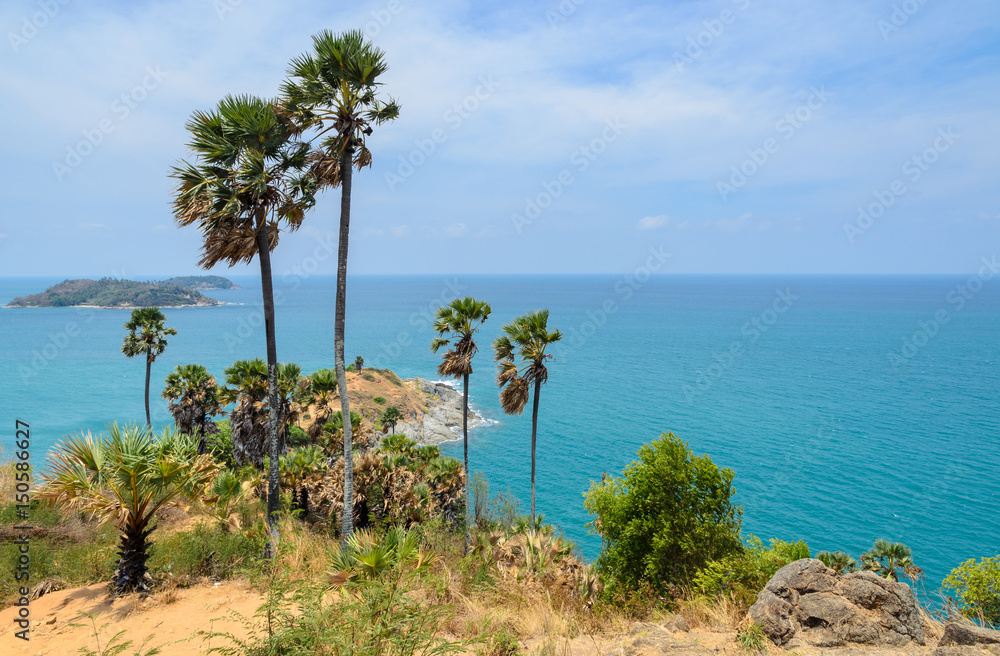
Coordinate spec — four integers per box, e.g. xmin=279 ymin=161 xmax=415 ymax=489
xmin=374 ymin=396 xmax=387 ymax=405
xmin=943 ymin=555 xmax=1000 ymax=628
xmin=693 ymin=536 xmax=809 ymax=605
xmin=584 ymin=432 xmax=743 ymax=592
xmin=149 ymin=521 xmax=267 ymax=581
xmin=209 ymin=419 xmax=236 ymax=470
xmin=0 ymin=526 xmax=118 ymax=604
xmin=287 ymin=424 xmax=309 ymax=448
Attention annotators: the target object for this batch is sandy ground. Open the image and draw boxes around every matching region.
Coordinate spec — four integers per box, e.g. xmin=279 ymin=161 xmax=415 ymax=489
xmin=0 ymin=581 xmax=262 ymax=655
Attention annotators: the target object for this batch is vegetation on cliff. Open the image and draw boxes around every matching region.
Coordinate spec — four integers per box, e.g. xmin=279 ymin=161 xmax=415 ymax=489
xmin=5 ymin=277 xmax=226 ymax=308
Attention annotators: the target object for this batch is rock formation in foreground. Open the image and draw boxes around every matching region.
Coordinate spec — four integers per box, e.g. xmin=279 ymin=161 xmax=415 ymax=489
xmin=748 ymin=558 xmax=925 ymax=649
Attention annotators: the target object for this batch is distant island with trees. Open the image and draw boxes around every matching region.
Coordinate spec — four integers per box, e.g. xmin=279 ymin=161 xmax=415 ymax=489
xmin=4 ymin=275 xmax=238 ymax=308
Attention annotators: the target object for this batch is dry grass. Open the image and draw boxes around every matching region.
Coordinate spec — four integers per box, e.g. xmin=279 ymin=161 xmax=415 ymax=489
xmin=675 ymin=591 xmax=749 ymax=632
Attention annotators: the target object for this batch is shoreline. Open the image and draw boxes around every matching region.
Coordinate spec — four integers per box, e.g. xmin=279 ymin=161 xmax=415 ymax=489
xmin=2 ymin=301 xmax=242 ymax=310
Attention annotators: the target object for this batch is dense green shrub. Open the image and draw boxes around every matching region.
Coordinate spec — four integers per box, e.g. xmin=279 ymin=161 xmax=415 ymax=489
xmin=149 ymin=521 xmax=267 ymax=581
xmin=943 ymin=555 xmax=1000 ymax=628
xmin=584 ymin=432 xmax=743 ymax=592
xmin=374 ymin=396 xmax=387 ymax=405
xmin=209 ymin=419 xmax=236 ymax=470
xmin=693 ymin=537 xmax=809 ymax=604
xmin=286 ymin=424 xmax=309 ymax=448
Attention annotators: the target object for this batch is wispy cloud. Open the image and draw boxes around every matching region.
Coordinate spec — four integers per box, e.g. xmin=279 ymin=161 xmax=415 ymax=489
xmin=637 ymin=215 xmax=668 ymax=231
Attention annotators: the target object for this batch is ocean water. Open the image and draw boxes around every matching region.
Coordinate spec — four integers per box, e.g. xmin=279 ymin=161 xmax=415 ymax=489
xmin=1 ymin=274 xmax=998 ymax=589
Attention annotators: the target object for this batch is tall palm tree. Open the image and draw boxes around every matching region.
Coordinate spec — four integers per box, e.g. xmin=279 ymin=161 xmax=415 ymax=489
xmin=121 ymin=307 xmax=176 ymax=430
xmin=162 ymin=363 xmax=224 ymax=453
xmin=431 ymin=296 xmax=491 ymax=552
xmin=304 ymin=368 xmax=338 ymax=440
xmin=281 ymin=29 xmax=400 ymax=540
xmin=171 ymin=95 xmax=315 ymax=554
xmin=380 ymin=406 xmax=403 ymax=435
xmin=37 ymin=423 xmax=217 ymax=595
xmin=493 ymin=310 xmax=562 ymax=528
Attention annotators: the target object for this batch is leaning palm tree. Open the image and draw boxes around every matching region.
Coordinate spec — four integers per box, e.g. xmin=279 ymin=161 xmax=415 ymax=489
xmin=431 ymin=296 xmax=491 ymax=552
xmin=493 ymin=310 xmax=562 ymax=528
xmin=171 ymin=94 xmax=315 ymax=555
xmin=37 ymin=423 xmax=217 ymax=595
xmin=860 ymin=539 xmax=924 ymax=581
xmin=281 ymin=30 xmax=400 ymax=540
xmin=162 ymin=363 xmax=224 ymax=453
xmin=122 ymin=307 xmax=176 ymax=430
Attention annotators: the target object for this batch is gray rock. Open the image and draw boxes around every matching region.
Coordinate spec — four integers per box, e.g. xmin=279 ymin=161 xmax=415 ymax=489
xmin=940 ymin=623 xmax=1000 ymax=647
xmin=747 ymin=558 xmax=925 ymax=648
xmin=663 ymin=614 xmax=690 ymax=633
xmin=392 ymin=378 xmax=485 ymax=445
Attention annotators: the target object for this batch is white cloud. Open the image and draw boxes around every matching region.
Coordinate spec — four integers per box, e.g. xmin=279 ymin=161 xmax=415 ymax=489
xmin=444 ymin=222 xmax=467 ymax=237
xmin=637 ymin=215 xmax=668 ymax=230
xmin=390 ymin=225 xmax=411 ymax=238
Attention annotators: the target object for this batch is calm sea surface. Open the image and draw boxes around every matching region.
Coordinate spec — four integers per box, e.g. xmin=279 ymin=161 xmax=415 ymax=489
xmin=1 ymin=274 xmax=998 ymax=589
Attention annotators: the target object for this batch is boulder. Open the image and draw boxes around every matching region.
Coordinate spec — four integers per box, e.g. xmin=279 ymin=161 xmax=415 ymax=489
xmin=940 ymin=623 xmax=1000 ymax=647
xmin=663 ymin=614 xmax=691 ymax=633
xmin=747 ymin=558 xmax=925 ymax=648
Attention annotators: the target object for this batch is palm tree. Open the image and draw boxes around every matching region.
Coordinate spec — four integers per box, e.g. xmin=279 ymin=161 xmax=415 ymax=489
xmin=860 ymin=539 xmax=924 ymax=581
xmin=37 ymin=423 xmax=217 ymax=595
xmin=304 ymin=368 xmax=338 ymax=440
xmin=355 ymin=355 xmax=364 ymax=373
xmin=493 ymin=310 xmax=562 ymax=528
xmin=430 ymin=296 xmax=491 ymax=552
xmin=121 ymin=307 xmax=177 ymax=430
xmin=816 ymin=550 xmax=859 ymax=575
xmin=171 ymin=94 xmax=315 ymax=554
xmin=281 ymin=30 xmax=400 ymax=540
xmin=380 ymin=406 xmax=403 ymax=435
xmin=162 ymin=363 xmax=224 ymax=453
xmin=219 ymin=359 xmax=301 ymax=471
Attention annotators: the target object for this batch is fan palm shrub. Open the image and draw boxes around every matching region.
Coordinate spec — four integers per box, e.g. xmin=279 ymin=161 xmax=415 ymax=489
xmin=36 ymin=423 xmax=217 ymax=595
xmin=162 ymin=363 xmax=224 ymax=453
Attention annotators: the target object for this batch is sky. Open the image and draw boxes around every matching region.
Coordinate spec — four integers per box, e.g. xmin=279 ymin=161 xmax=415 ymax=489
xmin=1 ymin=0 xmax=998 ymax=277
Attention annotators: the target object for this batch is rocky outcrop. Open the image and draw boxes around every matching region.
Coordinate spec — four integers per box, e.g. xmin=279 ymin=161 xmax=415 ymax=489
xmin=939 ymin=623 xmax=1000 ymax=648
xmin=748 ymin=558 xmax=925 ymax=649
xmin=392 ymin=378 xmax=485 ymax=445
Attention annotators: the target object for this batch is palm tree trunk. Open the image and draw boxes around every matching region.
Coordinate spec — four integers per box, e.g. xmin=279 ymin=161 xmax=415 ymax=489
xmin=335 ymin=141 xmax=356 ymax=542
xmin=144 ymin=352 xmax=152 ymax=430
xmin=462 ymin=371 xmax=470 ymax=554
xmin=255 ymin=208 xmax=282 ymax=557
xmin=530 ymin=376 xmax=541 ymax=529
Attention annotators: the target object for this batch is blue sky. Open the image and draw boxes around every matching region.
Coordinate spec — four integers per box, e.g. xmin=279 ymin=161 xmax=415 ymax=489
xmin=1 ymin=0 xmax=998 ymax=276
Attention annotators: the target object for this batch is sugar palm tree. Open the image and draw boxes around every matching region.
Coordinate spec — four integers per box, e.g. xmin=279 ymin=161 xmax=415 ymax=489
xmin=860 ymin=539 xmax=924 ymax=581
xmin=493 ymin=310 xmax=562 ymax=528
xmin=171 ymin=94 xmax=315 ymax=554
xmin=816 ymin=550 xmax=859 ymax=575
xmin=162 ymin=363 xmax=224 ymax=453
xmin=220 ymin=359 xmax=301 ymax=471
xmin=431 ymin=296 xmax=491 ymax=552
xmin=380 ymin=406 xmax=403 ymax=435
xmin=281 ymin=29 xmax=400 ymax=540
xmin=122 ymin=307 xmax=176 ymax=430
xmin=37 ymin=423 xmax=217 ymax=595
xmin=304 ymin=368 xmax=338 ymax=440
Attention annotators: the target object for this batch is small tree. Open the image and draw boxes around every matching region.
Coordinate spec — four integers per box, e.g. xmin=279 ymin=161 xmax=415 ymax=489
xmin=943 ymin=555 xmax=1000 ymax=628
xmin=355 ymin=355 xmax=364 ymax=373
xmin=860 ymin=539 xmax=923 ymax=582
xmin=162 ymin=363 xmax=224 ymax=453
xmin=584 ymin=432 xmax=743 ymax=592
xmin=381 ymin=406 xmax=403 ymax=435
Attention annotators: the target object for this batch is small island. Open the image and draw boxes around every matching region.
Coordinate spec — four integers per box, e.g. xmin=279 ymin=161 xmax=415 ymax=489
xmin=4 ymin=276 xmax=234 ymax=308
xmin=161 ymin=275 xmax=241 ymax=290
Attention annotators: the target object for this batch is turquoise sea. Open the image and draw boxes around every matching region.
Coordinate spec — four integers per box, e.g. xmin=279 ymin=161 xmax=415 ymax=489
xmin=1 ymin=274 xmax=998 ymax=591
